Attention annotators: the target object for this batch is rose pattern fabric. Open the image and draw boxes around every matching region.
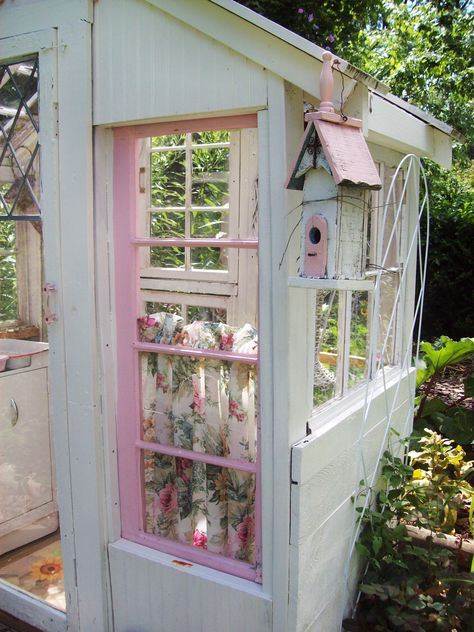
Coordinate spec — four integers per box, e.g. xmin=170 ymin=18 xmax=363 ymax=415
xmin=141 ymin=315 xmax=258 ymax=564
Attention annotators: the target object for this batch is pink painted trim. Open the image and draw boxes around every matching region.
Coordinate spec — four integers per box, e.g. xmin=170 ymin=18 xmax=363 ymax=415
xmin=134 ymin=341 xmax=257 ymax=365
xmin=115 ymin=113 xmax=258 ymax=140
xmin=124 ymin=531 xmax=257 ymax=582
xmin=113 ymin=116 xmax=261 ymax=583
xmin=137 ymin=440 xmax=257 ymax=474
xmin=133 ymin=237 xmax=258 ymax=249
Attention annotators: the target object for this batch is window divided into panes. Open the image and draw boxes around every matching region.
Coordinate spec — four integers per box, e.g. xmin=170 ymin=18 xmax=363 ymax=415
xmin=0 ymin=58 xmax=41 ymax=329
xmin=139 ymin=129 xmax=246 ymax=282
xmin=312 ymin=165 xmax=406 ymax=409
xmin=114 ymin=115 xmax=260 ymax=581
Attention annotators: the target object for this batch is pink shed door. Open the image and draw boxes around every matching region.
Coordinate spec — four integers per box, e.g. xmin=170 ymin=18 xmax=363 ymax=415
xmin=113 ymin=115 xmax=263 ymax=582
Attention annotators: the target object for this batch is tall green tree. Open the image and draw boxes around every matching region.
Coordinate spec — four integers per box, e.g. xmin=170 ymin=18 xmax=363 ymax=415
xmin=237 ymin=0 xmax=474 ymax=339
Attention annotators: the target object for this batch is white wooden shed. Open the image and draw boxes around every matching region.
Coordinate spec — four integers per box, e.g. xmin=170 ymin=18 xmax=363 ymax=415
xmin=0 ymin=1 xmax=456 ymax=631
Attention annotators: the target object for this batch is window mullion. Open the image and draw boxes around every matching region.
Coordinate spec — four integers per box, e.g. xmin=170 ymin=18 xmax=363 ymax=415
xmin=184 ymin=133 xmax=192 ymax=271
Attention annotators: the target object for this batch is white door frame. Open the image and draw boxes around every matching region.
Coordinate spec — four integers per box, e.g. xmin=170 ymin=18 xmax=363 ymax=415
xmin=0 ymin=24 xmax=110 ymax=632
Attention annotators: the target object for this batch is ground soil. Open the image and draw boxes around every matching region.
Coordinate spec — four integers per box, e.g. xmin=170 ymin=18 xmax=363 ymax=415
xmin=428 ymin=357 xmax=474 ymax=411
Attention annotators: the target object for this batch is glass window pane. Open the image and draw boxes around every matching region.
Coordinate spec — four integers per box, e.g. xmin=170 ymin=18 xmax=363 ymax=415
xmin=186 ymin=305 xmax=226 ymax=323
xmin=348 ymin=291 xmax=369 ymax=388
xmin=192 ymin=147 xmax=229 ymax=207
xmin=0 ymin=220 xmax=17 ymax=321
xmin=192 ymin=130 xmax=230 ymax=145
xmin=150 ymin=211 xmax=185 ymax=238
xmin=151 ymin=134 xmax=185 ymax=148
xmin=143 ymin=451 xmax=256 ymax=563
xmin=150 ymin=150 xmax=186 ymax=207
xmin=314 ymin=290 xmax=338 ymax=407
xmin=378 ymin=273 xmax=399 ymax=367
xmin=191 ymin=247 xmax=227 ymax=271
xmin=191 ymin=210 xmax=229 ymax=239
xmin=150 ymin=246 xmax=185 ymax=269
xmin=145 ymin=302 xmax=183 ymax=317
xmin=143 ymin=301 xmax=227 ymax=325
xmin=0 ymin=59 xmax=41 ymax=220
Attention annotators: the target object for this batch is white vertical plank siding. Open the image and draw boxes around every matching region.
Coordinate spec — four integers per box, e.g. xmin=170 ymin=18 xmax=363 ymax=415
xmin=108 ymin=541 xmax=272 ymax=632
xmin=93 ymin=0 xmax=267 ymax=125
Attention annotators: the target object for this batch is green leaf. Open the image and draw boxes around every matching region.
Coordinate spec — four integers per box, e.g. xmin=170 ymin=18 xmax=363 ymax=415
xmin=464 ymin=373 xmax=474 ymax=398
xmin=418 ymin=398 xmax=448 ymax=418
xmin=372 ymin=535 xmax=383 ymax=555
xmin=420 ymin=337 xmax=474 ymax=376
xmin=407 ymin=596 xmax=426 ymax=611
xmin=355 ymin=542 xmax=370 ymax=558
xmin=433 ymin=408 xmax=474 ymax=445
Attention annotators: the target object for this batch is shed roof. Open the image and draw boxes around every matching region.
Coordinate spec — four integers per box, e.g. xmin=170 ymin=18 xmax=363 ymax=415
xmin=207 ymin=0 xmax=462 ymax=143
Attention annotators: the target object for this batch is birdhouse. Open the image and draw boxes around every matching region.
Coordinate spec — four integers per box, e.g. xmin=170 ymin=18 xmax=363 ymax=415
xmin=286 ymin=52 xmax=381 ymax=281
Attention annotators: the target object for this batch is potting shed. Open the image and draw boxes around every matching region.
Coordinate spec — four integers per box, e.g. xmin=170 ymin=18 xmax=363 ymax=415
xmin=0 ymin=1 xmax=457 ymax=631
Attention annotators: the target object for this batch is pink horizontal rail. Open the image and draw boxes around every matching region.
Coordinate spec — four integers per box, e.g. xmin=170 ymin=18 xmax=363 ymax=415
xmin=132 ymin=237 xmax=258 ymax=249
xmin=124 ymin=530 xmax=257 ymax=582
xmin=137 ymin=440 xmax=257 ymax=473
xmin=134 ymin=341 xmax=258 ymax=365
xmin=117 ymin=113 xmax=258 ymax=140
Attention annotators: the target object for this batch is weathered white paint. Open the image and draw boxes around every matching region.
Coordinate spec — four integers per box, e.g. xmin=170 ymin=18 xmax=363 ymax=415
xmin=2 ymin=6 xmax=111 ymax=630
xmin=368 ymin=92 xmax=452 ymax=168
xmin=144 ymin=0 xmax=354 ymax=112
xmin=0 ymin=582 xmax=66 ymax=632
xmin=288 ymin=370 xmax=415 ymax=632
xmin=93 ymin=0 xmax=267 ymax=125
xmin=108 ymin=539 xmax=272 ymax=632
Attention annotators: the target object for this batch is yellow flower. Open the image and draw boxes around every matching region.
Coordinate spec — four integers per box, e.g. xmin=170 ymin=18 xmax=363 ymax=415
xmin=31 ymin=557 xmax=63 ymax=582
xmin=412 ymin=469 xmax=424 ymax=480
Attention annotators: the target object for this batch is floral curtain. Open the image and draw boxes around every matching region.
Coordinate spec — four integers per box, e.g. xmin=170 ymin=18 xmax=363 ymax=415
xmin=139 ymin=314 xmax=258 ymax=564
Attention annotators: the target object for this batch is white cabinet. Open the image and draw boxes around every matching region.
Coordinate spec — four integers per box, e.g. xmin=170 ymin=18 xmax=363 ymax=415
xmin=0 ymin=351 xmax=56 ymax=548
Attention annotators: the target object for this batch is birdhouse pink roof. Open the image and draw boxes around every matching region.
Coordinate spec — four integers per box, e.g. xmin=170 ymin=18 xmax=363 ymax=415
xmin=286 ymin=52 xmax=382 ymax=191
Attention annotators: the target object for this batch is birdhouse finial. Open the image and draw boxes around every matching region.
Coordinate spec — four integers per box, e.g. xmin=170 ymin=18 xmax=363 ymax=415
xmin=319 ymin=51 xmax=334 ymax=113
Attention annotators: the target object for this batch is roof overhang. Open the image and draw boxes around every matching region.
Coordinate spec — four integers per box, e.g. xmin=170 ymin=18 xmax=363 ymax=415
xmin=141 ymin=0 xmax=456 ymax=166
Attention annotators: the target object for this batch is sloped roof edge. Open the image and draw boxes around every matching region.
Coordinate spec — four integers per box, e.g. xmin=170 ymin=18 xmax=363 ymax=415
xmin=209 ymin=0 xmax=462 ymax=142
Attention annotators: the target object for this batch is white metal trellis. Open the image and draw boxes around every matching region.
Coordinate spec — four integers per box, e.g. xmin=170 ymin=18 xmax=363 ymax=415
xmin=342 ymin=154 xmax=430 ymax=611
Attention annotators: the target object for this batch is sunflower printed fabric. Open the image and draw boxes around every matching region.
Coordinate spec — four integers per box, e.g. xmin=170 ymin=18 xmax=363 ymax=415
xmin=139 ymin=315 xmax=257 ymax=564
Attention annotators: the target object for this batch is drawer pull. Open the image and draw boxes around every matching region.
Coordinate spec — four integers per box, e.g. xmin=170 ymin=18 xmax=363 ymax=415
xmin=10 ymin=399 xmax=19 ymax=427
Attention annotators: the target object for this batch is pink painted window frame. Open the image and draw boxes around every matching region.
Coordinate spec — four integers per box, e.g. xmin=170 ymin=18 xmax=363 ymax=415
xmin=113 ymin=114 xmax=261 ymax=582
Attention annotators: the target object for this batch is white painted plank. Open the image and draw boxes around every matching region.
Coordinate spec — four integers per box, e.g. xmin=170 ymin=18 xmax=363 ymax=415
xmin=256 ymin=107 xmax=275 ymax=596
xmin=0 ymin=0 xmax=92 ymax=38
xmin=35 ymin=29 xmax=81 ymax=630
xmin=291 ymin=400 xmax=411 ymax=543
xmin=109 ymin=540 xmax=272 ymax=632
xmin=368 ymin=93 xmax=451 ymax=167
xmin=143 ymin=0 xmax=355 ymax=110
xmin=93 ymin=0 xmax=267 ymax=125
xmin=93 ymin=126 xmax=122 ymax=549
xmin=0 ymin=29 xmax=56 ymax=62
xmin=55 ymin=20 xmax=110 ymax=631
xmin=288 ymin=277 xmax=374 ymax=291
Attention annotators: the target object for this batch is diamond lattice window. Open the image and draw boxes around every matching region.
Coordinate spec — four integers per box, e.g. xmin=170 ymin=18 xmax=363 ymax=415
xmin=0 ymin=58 xmax=40 ymax=221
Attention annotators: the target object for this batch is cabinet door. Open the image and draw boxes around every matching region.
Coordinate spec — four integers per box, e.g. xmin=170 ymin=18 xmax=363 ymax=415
xmin=0 ymin=368 xmax=53 ymax=524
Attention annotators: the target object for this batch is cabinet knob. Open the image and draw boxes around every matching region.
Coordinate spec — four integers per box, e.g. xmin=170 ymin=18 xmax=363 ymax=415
xmin=10 ymin=398 xmax=19 ymax=427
